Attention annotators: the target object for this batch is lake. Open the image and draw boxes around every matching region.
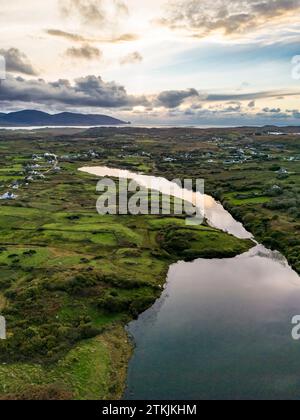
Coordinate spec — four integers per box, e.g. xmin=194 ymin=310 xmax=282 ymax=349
xmin=80 ymin=166 xmax=300 ymax=400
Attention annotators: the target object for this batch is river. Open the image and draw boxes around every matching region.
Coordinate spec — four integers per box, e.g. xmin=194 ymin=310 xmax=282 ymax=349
xmin=79 ymin=166 xmax=300 ymax=400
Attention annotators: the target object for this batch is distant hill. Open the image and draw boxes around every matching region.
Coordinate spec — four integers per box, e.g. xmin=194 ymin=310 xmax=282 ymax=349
xmin=0 ymin=110 xmax=129 ymax=127
xmin=233 ymin=125 xmax=300 ymax=134
xmin=260 ymin=125 xmax=300 ymax=133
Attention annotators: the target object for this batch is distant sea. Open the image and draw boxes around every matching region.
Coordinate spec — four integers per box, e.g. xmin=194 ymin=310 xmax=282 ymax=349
xmin=0 ymin=125 xmax=128 ymax=130
xmin=1 ymin=124 xmax=298 ymax=131
xmin=0 ymin=124 xmax=243 ymax=130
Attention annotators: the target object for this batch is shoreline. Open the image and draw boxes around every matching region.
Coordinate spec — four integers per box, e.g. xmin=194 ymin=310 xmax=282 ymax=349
xmin=0 ymin=165 xmax=258 ymax=400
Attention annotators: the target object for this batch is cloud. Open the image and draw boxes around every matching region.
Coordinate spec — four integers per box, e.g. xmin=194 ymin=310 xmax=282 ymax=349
xmin=0 ymin=74 xmax=149 ymax=108
xmin=290 ymin=110 xmax=300 ymax=118
xmin=46 ymin=29 xmax=87 ymax=42
xmin=60 ymin=0 xmax=128 ymax=26
xmin=46 ymin=28 xmax=139 ymax=44
xmin=1 ymin=72 xmax=300 ymax=115
xmin=160 ymin=0 xmax=300 ymax=38
xmin=156 ymin=88 xmax=199 ymax=108
xmin=153 ymin=88 xmax=300 ymax=110
xmin=205 ymin=90 xmax=300 ymax=102
xmin=223 ymin=103 xmax=242 ymax=113
xmin=113 ymin=33 xmax=139 ymax=43
xmin=286 ymin=109 xmax=300 ymax=119
xmin=127 ymin=103 xmax=300 ymax=125
xmin=65 ymin=44 xmax=102 ymax=60
xmin=120 ymin=52 xmax=143 ymax=65
xmin=60 ymin=0 xmax=106 ymax=24
xmin=262 ymin=107 xmax=281 ymax=113
xmin=0 ymin=48 xmax=38 ymax=76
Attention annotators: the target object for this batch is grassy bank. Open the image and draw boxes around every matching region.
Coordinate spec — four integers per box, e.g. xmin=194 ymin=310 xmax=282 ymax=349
xmin=0 ymin=326 xmax=131 ymax=400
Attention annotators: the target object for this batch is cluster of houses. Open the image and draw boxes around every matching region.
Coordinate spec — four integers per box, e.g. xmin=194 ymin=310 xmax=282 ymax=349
xmin=117 ymin=150 xmax=152 ymax=160
xmin=215 ymin=142 xmax=274 ymax=165
xmin=158 ymin=143 xmax=275 ymax=166
xmin=209 ymin=137 xmax=300 ymax=169
xmin=59 ymin=149 xmax=101 ymax=162
xmin=24 ymin=153 xmax=61 ymax=181
xmin=0 ymin=152 xmax=61 ymax=201
xmin=24 ymin=163 xmax=46 ymax=181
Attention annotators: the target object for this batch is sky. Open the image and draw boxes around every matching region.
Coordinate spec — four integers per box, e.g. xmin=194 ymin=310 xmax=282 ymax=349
xmin=0 ymin=0 xmax=300 ymax=126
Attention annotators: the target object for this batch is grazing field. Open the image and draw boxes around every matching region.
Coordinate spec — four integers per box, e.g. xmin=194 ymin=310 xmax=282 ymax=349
xmin=0 ymin=129 xmax=253 ymax=399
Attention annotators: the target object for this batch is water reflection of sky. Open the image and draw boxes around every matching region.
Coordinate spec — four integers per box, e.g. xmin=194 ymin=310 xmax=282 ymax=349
xmin=126 ymin=246 xmax=300 ymax=400
xmin=80 ymin=166 xmax=252 ymax=239
xmin=80 ymin=166 xmax=300 ymax=400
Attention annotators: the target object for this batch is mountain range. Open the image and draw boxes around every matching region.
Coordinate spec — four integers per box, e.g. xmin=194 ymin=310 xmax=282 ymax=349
xmin=0 ymin=110 xmax=129 ymax=127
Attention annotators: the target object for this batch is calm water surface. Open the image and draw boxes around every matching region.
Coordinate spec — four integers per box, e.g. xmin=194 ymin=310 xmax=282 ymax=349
xmin=80 ymin=166 xmax=300 ymax=400
xmin=125 ymin=246 xmax=300 ymax=400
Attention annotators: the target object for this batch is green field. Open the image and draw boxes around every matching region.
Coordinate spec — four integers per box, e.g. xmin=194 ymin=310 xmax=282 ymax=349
xmin=0 ymin=132 xmax=253 ymax=399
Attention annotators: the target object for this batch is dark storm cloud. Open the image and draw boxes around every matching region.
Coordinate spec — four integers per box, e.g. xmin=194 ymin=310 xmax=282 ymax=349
xmin=1 ymin=73 xmax=300 ymax=111
xmin=160 ymin=0 xmax=300 ymax=37
xmin=65 ymin=44 xmax=102 ymax=60
xmin=156 ymin=88 xmax=199 ymax=108
xmin=0 ymin=48 xmax=38 ymax=76
xmin=0 ymin=75 xmax=149 ymax=108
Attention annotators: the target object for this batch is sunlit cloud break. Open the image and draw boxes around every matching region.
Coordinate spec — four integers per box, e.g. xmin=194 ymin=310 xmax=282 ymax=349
xmin=0 ymin=0 xmax=300 ymax=125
